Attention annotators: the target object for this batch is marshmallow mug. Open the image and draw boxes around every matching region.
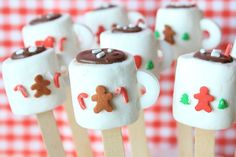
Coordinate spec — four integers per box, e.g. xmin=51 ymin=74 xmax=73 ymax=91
xmin=2 ymin=47 xmax=66 ymax=115
xmin=173 ymin=48 xmax=236 ymax=130
xmin=22 ymin=13 xmax=94 ymax=66
xmin=69 ymin=48 xmax=160 ymax=130
xmin=155 ymin=4 xmax=222 ymax=60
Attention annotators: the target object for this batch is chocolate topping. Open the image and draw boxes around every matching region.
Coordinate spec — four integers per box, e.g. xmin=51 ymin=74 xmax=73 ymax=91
xmin=29 ymin=13 xmax=61 ymax=25
xmin=112 ymin=24 xmax=143 ymax=33
xmin=94 ymin=4 xmax=117 ymax=11
xmin=193 ymin=50 xmax=233 ymax=63
xmin=11 ymin=46 xmax=46 ymax=60
xmin=76 ymin=48 xmax=127 ymax=64
xmin=166 ymin=4 xmax=197 ymax=8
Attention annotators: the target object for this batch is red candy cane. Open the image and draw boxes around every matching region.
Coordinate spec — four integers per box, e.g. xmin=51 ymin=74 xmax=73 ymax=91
xmin=14 ymin=85 xmax=28 ymax=98
xmin=53 ymin=72 xmax=61 ymax=88
xmin=115 ymin=87 xmax=129 ymax=103
xmin=77 ymin=93 xmax=88 ymax=110
xmin=224 ymin=43 xmax=233 ymax=57
xmin=59 ymin=37 xmax=67 ymax=52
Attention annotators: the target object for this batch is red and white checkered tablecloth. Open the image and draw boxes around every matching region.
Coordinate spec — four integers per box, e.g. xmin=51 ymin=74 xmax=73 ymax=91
xmin=1 ymin=0 xmax=236 ymax=157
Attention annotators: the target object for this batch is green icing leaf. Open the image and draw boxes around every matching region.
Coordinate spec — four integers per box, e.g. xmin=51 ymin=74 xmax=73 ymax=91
xmin=182 ymin=33 xmax=190 ymax=41
xmin=146 ymin=60 xmax=154 ymax=70
xmin=180 ymin=93 xmax=190 ymax=105
xmin=154 ymin=31 xmax=160 ymax=40
xmin=218 ymin=99 xmax=229 ymax=109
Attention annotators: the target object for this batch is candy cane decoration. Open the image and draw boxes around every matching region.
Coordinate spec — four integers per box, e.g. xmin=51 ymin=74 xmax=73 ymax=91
xmin=224 ymin=43 xmax=233 ymax=57
xmin=14 ymin=85 xmax=28 ymax=98
xmin=115 ymin=87 xmax=129 ymax=103
xmin=59 ymin=37 xmax=67 ymax=52
xmin=53 ymin=72 xmax=61 ymax=88
xmin=78 ymin=93 xmax=88 ymax=110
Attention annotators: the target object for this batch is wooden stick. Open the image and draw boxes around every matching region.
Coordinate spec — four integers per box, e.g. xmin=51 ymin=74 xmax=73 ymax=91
xmin=177 ymin=122 xmax=193 ymax=157
xmin=102 ymin=128 xmax=125 ymax=157
xmin=195 ymin=128 xmax=215 ymax=157
xmin=64 ymin=88 xmax=93 ymax=157
xmin=37 ymin=111 xmax=66 ymax=157
xmin=128 ymin=111 xmax=150 ymax=157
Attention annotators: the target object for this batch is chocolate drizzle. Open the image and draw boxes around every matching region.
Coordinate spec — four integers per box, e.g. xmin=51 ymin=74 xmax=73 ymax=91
xmin=193 ymin=51 xmax=233 ymax=63
xmin=29 ymin=13 xmax=61 ymax=25
xmin=94 ymin=4 xmax=117 ymax=11
xmin=11 ymin=46 xmax=46 ymax=60
xmin=166 ymin=4 xmax=197 ymax=8
xmin=76 ymin=48 xmax=127 ymax=64
xmin=112 ymin=24 xmax=143 ymax=33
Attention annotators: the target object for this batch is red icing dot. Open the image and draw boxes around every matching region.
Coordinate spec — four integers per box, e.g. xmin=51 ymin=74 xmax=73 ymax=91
xmin=134 ymin=55 xmax=142 ymax=69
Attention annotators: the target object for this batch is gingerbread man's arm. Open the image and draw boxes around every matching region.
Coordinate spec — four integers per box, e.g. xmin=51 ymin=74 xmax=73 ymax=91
xmin=207 ymin=95 xmax=214 ymax=101
xmin=194 ymin=93 xmax=200 ymax=99
xmin=92 ymin=95 xmax=98 ymax=101
xmin=106 ymin=93 xmax=113 ymax=100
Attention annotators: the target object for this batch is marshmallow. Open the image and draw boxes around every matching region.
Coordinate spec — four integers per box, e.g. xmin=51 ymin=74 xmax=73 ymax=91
xmin=69 ymin=48 xmax=160 ymax=130
xmin=2 ymin=48 xmax=66 ymax=115
xmin=100 ymin=27 xmax=159 ymax=76
xmin=173 ymin=51 xmax=236 ymax=130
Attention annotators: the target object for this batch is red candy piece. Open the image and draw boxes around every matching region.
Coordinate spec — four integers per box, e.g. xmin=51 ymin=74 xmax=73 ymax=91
xmin=14 ymin=85 xmax=28 ymax=98
xmin=96 ymin=25 xmax=105 ymax=44
xmin=59 ymin=37 xmax=67 ymax=52
xmin=53 ymin=72 xmax=61 ymax=88
xmin=194 ymin=86 xmax=214 ymax=113
xmin=35 ymin=36 xmax=55 ymax=48
xmin=78 ymin=93 xmax=89 ymax=110
xmin=136 ymin=18 xmax=145 ymax=25
xmin=134 ymin=55 xmax=142 ymax=69
xmin=225 ymin=43 xmax=233 ymax=57
xmin=115 ymin=87 xmax=129 ymax=103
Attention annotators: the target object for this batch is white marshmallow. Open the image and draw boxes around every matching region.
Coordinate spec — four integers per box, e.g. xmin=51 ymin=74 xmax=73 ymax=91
xmin=2 ymin=48 xmax=66 ymax=115
xmin=173 ymin=53 xmax=236 ymax=130
xmin=211 ymin=49 xmax=221 ymax=57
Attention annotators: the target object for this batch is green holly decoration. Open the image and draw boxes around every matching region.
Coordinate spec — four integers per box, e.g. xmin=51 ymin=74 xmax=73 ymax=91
xmin=154 ymin=31 xmax=160 ymax=40
xmin=180 ymin=93 xmax=190 ymax=105
xmin=182 ymin=33 xmax=190 ymax=41
xmin=146 ymin=60 xmax=154 ymax=70
xmin=218 ymin=99 xmax=229 ymax=109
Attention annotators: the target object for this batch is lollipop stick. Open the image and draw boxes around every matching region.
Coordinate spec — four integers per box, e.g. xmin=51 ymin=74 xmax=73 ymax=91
xmin=177 ymin=122 xmax=193 ymax=157
xmin=195 ymin=128 xmax=215 ymax=157
xmin=102 ymin=128 xmax=125 ymax=157
xmin=36 ymin=111 xmax=66 ymax=157
xmin=64 ymin=88 xmax=93 ymax=157
xmin=128 ymin=111 xmax=150 ymax=157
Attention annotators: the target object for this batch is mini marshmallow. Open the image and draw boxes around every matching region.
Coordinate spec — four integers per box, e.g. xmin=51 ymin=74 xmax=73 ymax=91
xmin=28 ymin=46 xmax=37 ymax=53
xmin=96 ymin=51 xmax=105 ymax=58
xmin=107 ymin=48 xmax=113 ymax=53
xmin=15 ymin=49 xmax=24 ymax=55
xmin=200 ymin=48 xmax=206 ymax=54
xmin=211 ymin=49 xmax=221 ymax=57
xmin=92 ymin=49 xmax=102 ymax=54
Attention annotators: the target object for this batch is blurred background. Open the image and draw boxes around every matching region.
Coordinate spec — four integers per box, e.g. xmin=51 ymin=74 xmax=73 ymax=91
xmin=0 ymin=0 xmax=236 ymax=157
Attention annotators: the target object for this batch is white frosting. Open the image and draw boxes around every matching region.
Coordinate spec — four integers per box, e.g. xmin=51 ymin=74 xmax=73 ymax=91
xmin=100 ymin=29 xmax=159 ymax=76
xmin=2 ymin=48 xmax=66 ymax=115
xmin=173 ymin=53 xmax=236 ymax=130
xmin=22 ymin=14 xmax=80 ymax=66
xmin=84 ymin=5 xmax=129 ymax=33
xmin=69 ymin=54 xmax=159 ymax=130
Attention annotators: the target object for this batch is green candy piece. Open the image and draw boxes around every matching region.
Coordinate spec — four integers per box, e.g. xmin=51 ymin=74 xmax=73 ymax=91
xmin=146 ymin=60 xmax=154 ymax=70
xmin=218 ymin=99 xmax=229 ymax=109
xmin=182 ymin=33 xmax=190 ymax=41
xmin=154 ymin=31 xmax=160 ymax=40
xmin=180 ymin=93 xmax=190 ymax=105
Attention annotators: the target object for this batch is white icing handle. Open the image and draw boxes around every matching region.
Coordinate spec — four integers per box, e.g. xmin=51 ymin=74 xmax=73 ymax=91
xmin=73 ymin=23 xmax=95 ymax=50
xmin=200 ymin=18 xmax=222 ymax=50
xmin=136 ymin=70 xmax=160 ymax=109
xmin=128 ymin=11 xmax=145 ymax=24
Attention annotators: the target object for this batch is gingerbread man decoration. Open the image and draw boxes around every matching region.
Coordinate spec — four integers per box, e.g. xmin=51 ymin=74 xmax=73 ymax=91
xmin=31 ymin=74 xmax=51 ymax=98
xmin=163 ymin=25 xmax=176 ymax=45
xmin=194 ymin=86 xmax=214 ymax=113
xmin=92 ymin=85 xmax=113 ymax=113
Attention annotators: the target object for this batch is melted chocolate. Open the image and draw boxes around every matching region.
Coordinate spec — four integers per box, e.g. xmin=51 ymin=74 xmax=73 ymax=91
xmin=29 ymin=13 xmax=61 ymax=25
xmin=166 ymin=4 xmax=197 ymax=8
xmin=11 ymin=46 xmax=46 ymax=60
xmin=76 ymin=48 xmax=127 ymax=64
xmin=112 ymin=24 xmax=142 ymax=33
xmin=94 ymin=4 xmax=117 ymax=11
xmin=193 ymin=51 xmax=233 ymax=63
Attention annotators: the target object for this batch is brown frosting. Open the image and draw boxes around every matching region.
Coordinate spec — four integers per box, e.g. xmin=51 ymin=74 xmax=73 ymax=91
xmin=94 ymin=4 xmax=117 ymax=11
xmin=112 ymin=24 xmax=142 ymax=33
xmin=76 ymin=48 xmax=127 ymax=64
xmin=193 ymin=51 xmax=233 ymax=63
xmin=11 ymin=46 xmax=46 ymax=60
xmin=29 ymin=13 xmax=61 ymax=25
xmin=166 ymin=4 xmax=197 ymax=8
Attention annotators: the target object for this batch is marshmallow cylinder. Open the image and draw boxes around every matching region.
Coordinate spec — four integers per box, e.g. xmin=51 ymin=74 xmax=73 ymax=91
xmin=2 ymin=48 xmax=65 ymax=115
xmin=173 ymin=53 xmax=236 ymax=130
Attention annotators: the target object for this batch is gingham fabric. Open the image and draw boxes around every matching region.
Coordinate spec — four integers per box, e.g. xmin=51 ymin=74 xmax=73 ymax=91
xmin=0 ymin=0 xmax=236 ymax=157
